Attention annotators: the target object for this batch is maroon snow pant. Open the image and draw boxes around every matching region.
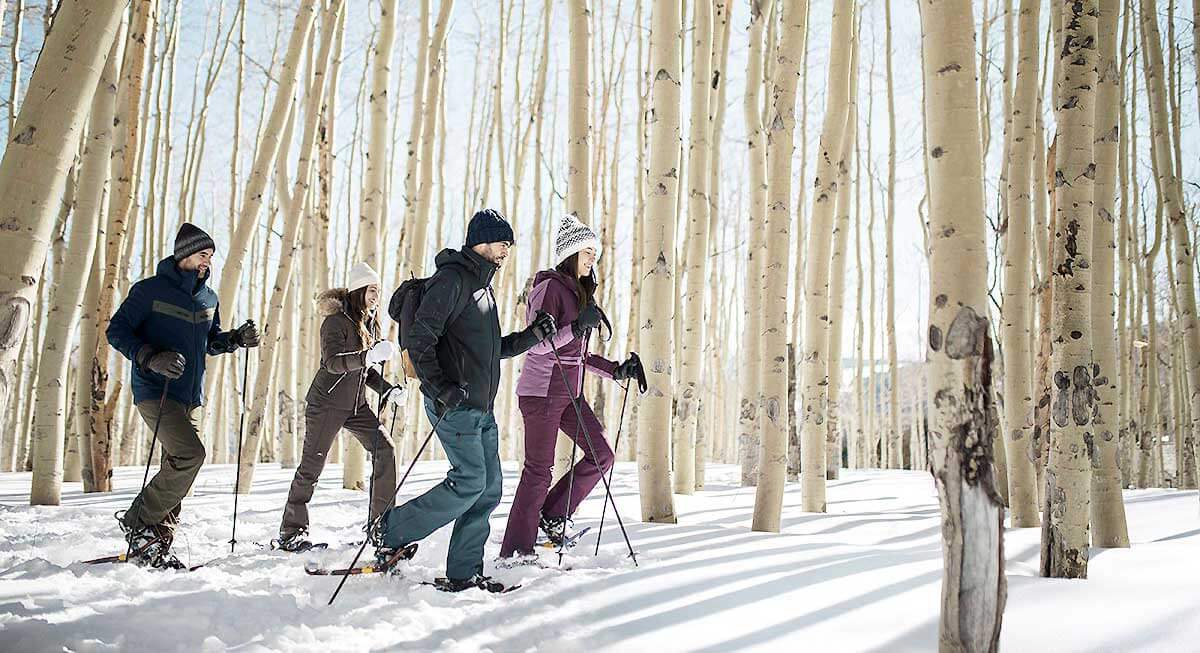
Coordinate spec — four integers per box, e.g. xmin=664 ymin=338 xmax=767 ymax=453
xmin=499 ymin=393 xmax=614 ymax=557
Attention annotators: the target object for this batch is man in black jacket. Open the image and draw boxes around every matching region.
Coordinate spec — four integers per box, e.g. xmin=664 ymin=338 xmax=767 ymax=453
xmin=374 ymin=209 xmax=555 ymax=592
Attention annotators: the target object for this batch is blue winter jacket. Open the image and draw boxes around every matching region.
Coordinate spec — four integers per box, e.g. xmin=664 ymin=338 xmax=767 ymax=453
xmin=106 ymin=256 xmax=239 ymax=407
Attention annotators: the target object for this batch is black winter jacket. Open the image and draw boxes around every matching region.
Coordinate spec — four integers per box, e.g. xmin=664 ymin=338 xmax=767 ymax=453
xmin=407 ymin=248 xmax=538 ymax=410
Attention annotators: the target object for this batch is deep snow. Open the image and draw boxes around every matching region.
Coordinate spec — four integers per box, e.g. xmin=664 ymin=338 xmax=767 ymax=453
xmin=0 ymin=461 xmax=1197 ymax=652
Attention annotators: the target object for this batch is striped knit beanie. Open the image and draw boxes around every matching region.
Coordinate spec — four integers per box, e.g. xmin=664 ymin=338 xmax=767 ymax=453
xmin=173 ymin=223 xmax=216 ymax=261
xmin=554 ymin=214 xmax=600 ymax=264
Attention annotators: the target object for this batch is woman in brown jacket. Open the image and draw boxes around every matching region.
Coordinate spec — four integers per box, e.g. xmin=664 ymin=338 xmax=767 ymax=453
xmin=276 ymin=262 xmax=405 ymax=552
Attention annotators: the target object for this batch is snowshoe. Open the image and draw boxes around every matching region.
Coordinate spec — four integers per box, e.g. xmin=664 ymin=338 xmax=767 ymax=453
xmin=494 ymin=551 xmax=542 ymax=569
xmin=304 ymin=543 xmax=417 ymax=576
xmin=272 ymin=529 xmax=328 ymax=553
xmin=427 ymin=574 xmax=518 ymax=594
xmin=538 ymin=516 xmax=590 ymax=549
xmin=374 ymin=541 xmax=419 ymax=572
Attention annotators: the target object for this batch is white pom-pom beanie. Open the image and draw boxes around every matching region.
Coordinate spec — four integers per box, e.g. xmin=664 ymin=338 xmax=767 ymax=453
xmin=554 ymin=214 xmax=601 ymax=264
xmin=347 ymin=261 xmax=381 ymax=291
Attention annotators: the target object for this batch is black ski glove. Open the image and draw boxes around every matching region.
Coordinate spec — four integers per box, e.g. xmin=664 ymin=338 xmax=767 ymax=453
xmin=613 ymin=352 xmax=647 ymax=393
xmin=529 ymin=310 xmax=557 ymax=341
xmin=435 ymin=384 xmax=469 ymax=414
xmin=231 ymin=319 xmax=261 ymax=348
xmin=571 ymin=303 xmax=603 ymax=339
xmin=141 ymin=349 xmax=186 ymax=380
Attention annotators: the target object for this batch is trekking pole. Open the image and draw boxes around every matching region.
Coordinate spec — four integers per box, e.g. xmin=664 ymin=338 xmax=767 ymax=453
xmin=557 ymin=390 xmax=582 ymax=566
xmin=594 ymin=381 xmax=631 ymax=556
xmin=127 ymin=380 xmax=171 ymax=560
xmin=366 ymin=394 xmax=399 ymax=534
xmin=230 ymin=350 xmax=250 ymax=554
xmin=547 ymin=346 xmax=638 ymax=567
xmin=328 ymin=408 xmax=446 ymax=606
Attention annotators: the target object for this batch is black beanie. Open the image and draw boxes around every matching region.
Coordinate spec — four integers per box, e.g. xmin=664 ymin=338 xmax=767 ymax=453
xmin=174 ymin=223 xmax=216 ymax=261
xmin=464 ymin=209 xmax=515 ymax=248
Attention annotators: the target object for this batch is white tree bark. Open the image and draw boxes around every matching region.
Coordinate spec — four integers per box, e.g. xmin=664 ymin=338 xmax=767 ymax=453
xmin=238 ymin=0 xmax=343 ymax=492
xmin=921 ymin=0 xmax=1007 ymax=647
xmin=213 ymin=0 xmax=319 ymax=324
xmin=1041 ymin=0 xmax=1098 ymax=580
xmin=637 ymin=0 xmax=680 ymax=523
xmin=999 ymin=0 xmax=1042 ymax=528
xmin=751 ymin=0 xmax=806 ymax=531
xmin=29 ymin=25 xmax=125 ymax=505
xmin=1088 ymin=0 xmax=1129 ymax=547
xmin=799 ymin=0 xmax=853 ymax=514
xmin=674 ymin=0 xmax=712 ymax=495
xmin=738 ymin=2 xmax=767 ymax=487
xmin=1139 ymin=0 xmax=1200 ymax=511
xmin=0 ymin=0 xmax=124 ymax=465
xmin=401 ymin=0 xmax=454 ymax=277
xmin=88 ymin=0 xmax=156 ymax=493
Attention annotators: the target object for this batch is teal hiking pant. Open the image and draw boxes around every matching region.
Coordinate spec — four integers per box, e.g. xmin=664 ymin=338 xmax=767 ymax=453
xmin=378 ymin=398 xmax=503 ymax=579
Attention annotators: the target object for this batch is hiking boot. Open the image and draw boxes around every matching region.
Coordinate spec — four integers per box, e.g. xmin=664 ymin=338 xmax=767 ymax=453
xmin=273 ymin=529 xmax=318 ymax=553
xmin=433 ymin=574 xmax=508 ymax=593
xmin=125 ymin=522 xmax=175 ymax=567
xmin=373 ymin=542 xmax=418 ymax=572
xmin=538 ymin=515 xmax=574 ymax=547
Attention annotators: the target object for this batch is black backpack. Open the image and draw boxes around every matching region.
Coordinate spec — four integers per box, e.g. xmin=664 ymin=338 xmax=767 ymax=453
xmin=387 ymin=267 xmax=468 ymax=379
xmin=388 ymin=276 xmax=428 ymax=379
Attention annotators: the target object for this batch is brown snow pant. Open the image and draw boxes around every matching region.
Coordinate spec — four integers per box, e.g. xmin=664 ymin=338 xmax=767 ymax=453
xmin=279 ymin=402 xmax=397 ymax=537
xmin=122 ymin=398 xmax=204 ymax=532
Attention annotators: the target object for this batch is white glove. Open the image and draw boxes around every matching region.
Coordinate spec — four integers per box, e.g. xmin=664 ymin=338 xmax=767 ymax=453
xmin=383 ymin=384 xmax=406 ymax=406
xmin=365 ymin=340 xmax=397 ymax=365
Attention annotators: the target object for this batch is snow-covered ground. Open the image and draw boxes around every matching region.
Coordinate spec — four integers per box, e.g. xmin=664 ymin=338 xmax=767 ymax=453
xmin=0 ymin=461 xmax=1196 ymax=652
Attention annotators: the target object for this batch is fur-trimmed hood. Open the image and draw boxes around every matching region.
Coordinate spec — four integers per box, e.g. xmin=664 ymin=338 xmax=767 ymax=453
xmin=316 ymin=288 xmax=349 ymax=317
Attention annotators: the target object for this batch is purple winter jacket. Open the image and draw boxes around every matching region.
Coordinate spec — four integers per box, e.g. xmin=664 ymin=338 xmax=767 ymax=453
xmin=516 ymin=270 xmax=617 ymax=398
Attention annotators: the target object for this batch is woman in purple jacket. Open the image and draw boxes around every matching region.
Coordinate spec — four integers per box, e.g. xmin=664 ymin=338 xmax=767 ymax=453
xmin=499 ymin=215 xmax=642 ymax=561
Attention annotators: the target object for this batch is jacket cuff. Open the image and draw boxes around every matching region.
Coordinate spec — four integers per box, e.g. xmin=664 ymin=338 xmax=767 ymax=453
xmin=135 ymin=344 xmax=157 ymax=372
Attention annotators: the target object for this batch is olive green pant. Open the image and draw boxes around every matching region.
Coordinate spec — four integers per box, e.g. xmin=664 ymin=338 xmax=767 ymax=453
xmin=122 ymin=398 xmax=204 ymax=532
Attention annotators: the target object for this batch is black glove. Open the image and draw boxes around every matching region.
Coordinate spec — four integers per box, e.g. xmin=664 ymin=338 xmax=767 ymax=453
xmin=529 ymin=310 xmax=557 ymax=342
xmin=144 ymin=350 xmax=186 ymax=380
xmin=613 ymin=352 xmax=647 ymax=393
xmin=232 ymin=320 xmax=260 ymax=348
xmin=571 ymin=303 xmax=603 ymax=338
xmin=435 ymin=384 xmax=469 ymax=414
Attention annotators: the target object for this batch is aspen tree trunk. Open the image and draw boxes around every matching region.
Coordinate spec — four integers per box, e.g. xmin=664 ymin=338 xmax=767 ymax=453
xmin=920 ymin=2 xmax=1007 ymax=646
xmin=359 ymin=0 xmax=397 ymax=273
xmin=402 ymin=0 xmax=453 ymax=278
xmin=825 ymin=86 xmax=854 ymax=481
xmin=751 ymin=0 xmax=806 ymax=531
xmin=1000 ymin=0 xmax=1042 ymax=527
xmin=89 ymin=0 xmax=155 ymax=492
xmin=7 ymin=0 xmax=22 ymax=136
xmin=343 ymin=2 xmax=380 ymax=491
xmin=1139 ymin=0 xmax=1200 ymax=506
xmin=788 ymin=0 xmax=811 ymax=478
xmin=799 ymin=0 xmax=852 ymax=514
xmin=555 ymin=0 xmax=593 ymax=484
xmin=1041 ymin=0 xmax=1098 ymax=580
xmin=239 ymin=0 xmax=342 ymax=492
xmin=674 ymin=0 xmax=712 ymax=495
xmin=883 ymin=0 xmax=901 ymax=471
xmin=826 ymin=13 xmax=857 ymax=478
xmin=0 ymin=0 xmax=124 ymax=454
xmin=637 ymin=0 xmax=681 ymax=523
xmin=29 ymin=29 xmax=124 ymax=505
xmin=852 ymin=133 xmax=865 ymax=469
xmin=1089 ymin=0 xmax=1129 ymax=546
xmin=738 ymin=2 xmax=768 ymax=487
xmin=75 ymin=250 xmax=104 ymax=489
xmin=213 ymin=0 xmax=318 ymax=329
xmin=697 ymin=0 xmax=731 ymax=488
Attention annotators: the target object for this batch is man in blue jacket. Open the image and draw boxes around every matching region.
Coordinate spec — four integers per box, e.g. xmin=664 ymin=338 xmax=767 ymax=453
xmin=106 ymin=223 xmax=260 ymax=568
